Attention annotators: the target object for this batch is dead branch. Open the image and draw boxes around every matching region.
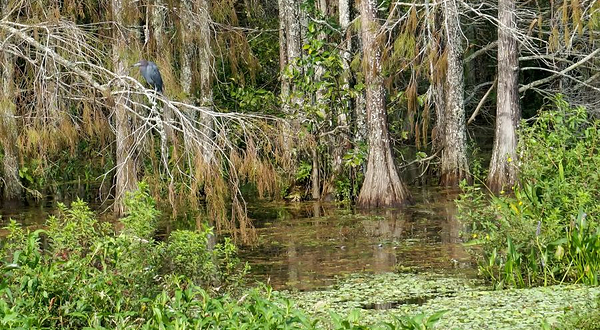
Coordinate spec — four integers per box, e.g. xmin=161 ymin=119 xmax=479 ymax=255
xmin=468 ymin=78 xmax=497 ymax=125
xmin=519 ymin=48 xmax=600 ymax=93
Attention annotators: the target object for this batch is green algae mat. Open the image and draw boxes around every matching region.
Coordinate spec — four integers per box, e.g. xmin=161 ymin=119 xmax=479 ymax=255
xmin=279 ymin=272 xmax=600 ymax=329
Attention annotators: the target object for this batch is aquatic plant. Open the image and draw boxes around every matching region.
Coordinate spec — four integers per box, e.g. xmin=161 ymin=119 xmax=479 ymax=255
xmin=458 ymin=96 xmax=600 ymax=287
xmin=0 ymin=185 xmax=248 ymax=328
xmin=283 ymin=272 xmax=600 ymax=329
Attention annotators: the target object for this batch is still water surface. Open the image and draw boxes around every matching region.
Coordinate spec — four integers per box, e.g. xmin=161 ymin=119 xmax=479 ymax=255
xmin=242 ymin=187 xmax=474 ymax=290
xmin=0 ymin=187 xmax=474 ymax=291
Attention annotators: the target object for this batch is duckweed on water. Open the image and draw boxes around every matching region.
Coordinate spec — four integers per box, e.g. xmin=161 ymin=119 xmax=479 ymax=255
xmin=280 ymin=272 xmax=600 ymax=329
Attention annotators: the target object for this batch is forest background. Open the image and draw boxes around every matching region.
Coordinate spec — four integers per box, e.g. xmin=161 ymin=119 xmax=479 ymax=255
xmin=0 ymin=0 xmax=598 ymax=241
xmin=1 ymin=0 xmax=600 ymax=328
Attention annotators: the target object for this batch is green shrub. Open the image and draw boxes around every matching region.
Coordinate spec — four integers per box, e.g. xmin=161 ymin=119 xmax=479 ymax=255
xmin=120 ymin=181 xmax=160 ymax=240
xmin=0 ymin=219 xmax=27 ymax=258
xmin=1 ymin=225 xmax=421 ymax=329
xmin=0 ymin=184 xmax=247 ymax=328
xmin=458 ymin=95 xmax=600 ymax=288
xmin=46 ymin=198 xmax=111 ymax=256
xmin=0 ymin=206 xmax=161 ymax=328
xmin=164 ymin=227 xmax=249 ymax=293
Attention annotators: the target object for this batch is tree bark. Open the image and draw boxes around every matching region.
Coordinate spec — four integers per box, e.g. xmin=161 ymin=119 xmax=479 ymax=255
xmin=283 ymin=0 xmax=303 ymax=112
xmin=314 ymin=0 xmax=327 ymax=104
xmin=150 ymin=0 xmax=166 ymax=52
xmin=353 ymin=1 xmax=368 ymax=145
xmin=180 ymin=0 xmax=214 ymax=162
xmin=331 ymin=0 xmax=352 ymax=175
xmin=355 ymin=91 xmax=367 ymax=144
xmin=0 ymin=21 xmax=21 ymax=200
xmin=357 ymin=0 xmax=410 ymax=208
xmin=487 ymin=0 xmax=520 ymax=193
xmin=311 ymin=147 xmax=320 ymax=199
xmin=309 ymin=0 xmax=329 ymax=200
xmin=278 ymin=0 xmax=290 ymax=105
xmin=440 ymin=0 xmax=470 ymax=186
xmin=431 ymin=80 xmax=445 ymax=155
xmin=181 ymin=0 xmax=194 ymax=102
xmin=198 ymin=0 xmax=214 ymax=162
xmin=426 ymin=1 xmax=446 ymax=164
xmin=113 ymin=0 xmax=138 ymax=215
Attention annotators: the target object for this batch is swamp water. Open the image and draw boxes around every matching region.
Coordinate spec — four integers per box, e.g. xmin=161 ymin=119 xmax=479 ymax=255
xmin=2 ymin=187 xmax=599 ymax=328
xmin=240 ymin=188 xmax=600 ymax=328
xmin=241 ymin=187 xmax=474 ymax=290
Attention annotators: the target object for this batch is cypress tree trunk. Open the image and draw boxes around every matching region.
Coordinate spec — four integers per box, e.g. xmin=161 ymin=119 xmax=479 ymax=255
xmin=427 ymin=2 xmax=446 ymax=166
xmin=339 ymin=0 xmax=351 ymax=40
xmin=278 ymin=0 xmax=289 ymax=106
xmin=431 ymin=77 xmax=445 ymax=163
xmin=357 ymin=0 xmax=410 ymax=208
xmin=311 ymin=147 xmax=320 ymax=199
xmin=309 ymin=0 xmax=329 ymax=200
xmin=113 ymin=0 xmax=138 ymax=214
xmin=0 ymin=33 xmax=21 ymax=200
xmin=283 ymin=0 xmax=303 ymax=111
xmin=150 ymin=0 xmax=166 ymax=51
xmin=181 ymin=0 xmax=194 ymax=102
xmin=330 ymin=0 xmax=351 ymax=176
xmin=487 ymin=0 xmax=520 ymax=193
xmin=353 ymin=0 xmax=367 ymax=145
xmin=314 ymin=0 xmax=327 ymax=104
xmin=198 ymin=0 xmax=214 ymax=162
xmin=278 ymin=0 xmax=306 ymax=192
xmin=355 ymin=91 xmax=367 ymax=144
xmin=440 ymin=0 xmax=470 ymax=186
xmin=180 ymin=0 xmax=213 ymax=162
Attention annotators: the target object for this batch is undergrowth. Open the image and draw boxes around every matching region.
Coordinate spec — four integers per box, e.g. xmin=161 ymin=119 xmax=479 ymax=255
xmin=1 ymin=183 xmax=442 ymax=329
xmin=457 ymin=95 xmax=600 ymax=288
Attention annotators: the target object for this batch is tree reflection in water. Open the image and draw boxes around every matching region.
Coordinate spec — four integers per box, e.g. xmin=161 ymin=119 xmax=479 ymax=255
xmin=242 ymin=187 xmax=475 ymax=290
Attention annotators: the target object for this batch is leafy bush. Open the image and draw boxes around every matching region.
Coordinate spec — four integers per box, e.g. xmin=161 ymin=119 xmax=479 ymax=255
xmin=164 ymin=228 xmax=249 ymax=292
xmin=0 ymin=192 xmax=164 ymax=328
xmin=0 ymin=219 xmax=26 ymax=257
xmin=120 ymin=181 xmax=160 ymax=240
xmin=458 ymin=95 xmax=600 ymax=287
xmin=0 ymin=184 xmax=248 ymax=328
xmin=0 ymin=230 xmax=435 ymax=329
xmin=46 ymin=199 xmax=111 ymax=255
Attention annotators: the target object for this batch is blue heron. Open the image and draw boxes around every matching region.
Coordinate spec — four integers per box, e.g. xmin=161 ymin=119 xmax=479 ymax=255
xmin=133 ymin=59 xmax=163 ymax=93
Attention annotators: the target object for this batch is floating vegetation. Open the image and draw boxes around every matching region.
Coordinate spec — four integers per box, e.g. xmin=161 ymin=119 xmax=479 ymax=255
xmin=361 ymin=295 xmax=439 ymax=310
xmin=280 ymin=272 xmax=600 ymax=329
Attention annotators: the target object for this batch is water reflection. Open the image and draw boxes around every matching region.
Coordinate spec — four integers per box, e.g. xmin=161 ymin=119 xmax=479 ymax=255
xmin=241 ymin=187 xmax=474 ymax=290
xmin=0 ymin=192 xmax=114 ymax=235
xmin=0 ymin=198 xmax=54 ymax=229
xmin=1 ymin=186 xmax=474 ymax=291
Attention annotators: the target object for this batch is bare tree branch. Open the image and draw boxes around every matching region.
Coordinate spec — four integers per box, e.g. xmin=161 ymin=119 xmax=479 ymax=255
xmin=519 ymin=48 xmax=600 ymax=93
xmin=464 ymin=41 xmax=497 ymax=64
xmin=468 ymin=78 xmax=497 ymax=125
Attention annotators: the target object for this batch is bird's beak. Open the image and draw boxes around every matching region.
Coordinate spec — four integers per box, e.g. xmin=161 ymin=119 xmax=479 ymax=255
xmin=132 ymin=62 xmax=141 ymax=67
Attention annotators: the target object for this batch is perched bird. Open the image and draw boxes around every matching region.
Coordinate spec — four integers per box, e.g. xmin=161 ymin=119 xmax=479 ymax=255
xmin=133 ymin=59 xmax=163 ymax=93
